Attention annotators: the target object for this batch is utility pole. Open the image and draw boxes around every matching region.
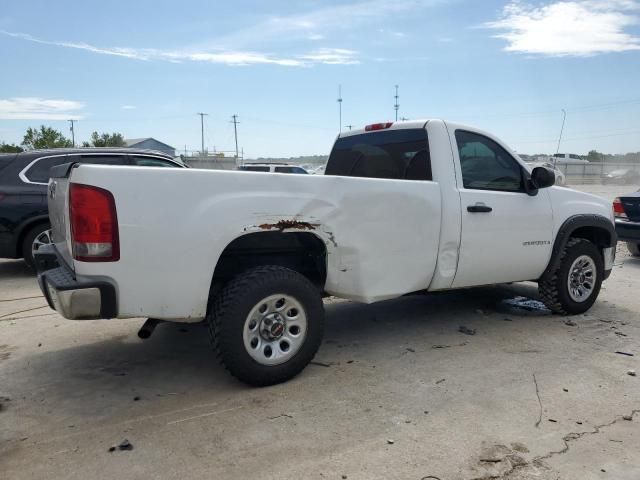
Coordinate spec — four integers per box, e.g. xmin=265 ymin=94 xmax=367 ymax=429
xmin=345 ymin=124 xmax=353 ymax=131
xmin=197 ymin=112 xmax=208 ymax=155
xmin=231 ymin=114 xmax=240 ymax=163
xmin=400 ymin=116 xmax=409 ymax=121
xmin=337 ymin=85 xmax=343 ymax=133
xmin=394 ymin=85 xmax=399 ymax=121
xmin=68 ymin=119 xmax=76 ymax=147
xmin=555 ymin=109 xmax=567 ymax=166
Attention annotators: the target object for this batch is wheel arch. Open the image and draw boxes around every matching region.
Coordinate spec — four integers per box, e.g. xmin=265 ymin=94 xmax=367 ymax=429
xmin=209 ymin=231 xmax=328 ymax=300
xmin=540 ymin=214 xmax=616 ymax=281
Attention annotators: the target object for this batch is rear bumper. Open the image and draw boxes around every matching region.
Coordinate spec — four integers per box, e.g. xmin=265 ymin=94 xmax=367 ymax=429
xmin=35 ymin=244 xmax=117 ymax=320
xmin=615 ymin=219 xmax=640 ymax=242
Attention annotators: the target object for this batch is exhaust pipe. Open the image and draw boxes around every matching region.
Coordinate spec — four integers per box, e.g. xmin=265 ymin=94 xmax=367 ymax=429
xmin=138 ymin=318 xmax=161 ymax=339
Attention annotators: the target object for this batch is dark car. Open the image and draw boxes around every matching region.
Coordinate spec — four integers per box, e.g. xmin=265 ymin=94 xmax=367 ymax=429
xmin=613 ymin=192 xmax=640 ymax=256
xmin=0 ymin=148 xmax=185 ymax=268
xmin=602 ymin=168 xmax=640 ymax=185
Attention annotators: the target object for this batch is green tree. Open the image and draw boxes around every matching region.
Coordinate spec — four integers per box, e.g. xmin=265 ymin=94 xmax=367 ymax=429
xmin=83 ymin=131 xmax=126 ymax=147
xmin=21 ymin=126 xmax=73 ymax=150
xmin=587 ymin=150 xmax=604 ymax=162
xmin=0 ymin=142 xmax=23 ymax=153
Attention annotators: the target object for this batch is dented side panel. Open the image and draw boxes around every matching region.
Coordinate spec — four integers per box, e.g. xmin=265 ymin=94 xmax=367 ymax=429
xmin=69 ymin=165 xmax=442 ymax=320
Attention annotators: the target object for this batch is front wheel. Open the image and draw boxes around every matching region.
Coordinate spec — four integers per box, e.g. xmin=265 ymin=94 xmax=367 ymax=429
xmin=208 ymin=265 xmax=324 ymax=386
xmin=539 ymin=238 xmax=604 ymax=315
xmin=627 ymin=242 xmax=640 ymax=257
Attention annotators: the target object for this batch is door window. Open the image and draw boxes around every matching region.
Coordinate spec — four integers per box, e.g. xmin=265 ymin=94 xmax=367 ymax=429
xmin=455 ymin=130 xmax=523 ymax=192
xmin=130 ymin=156 xmax=178 ymax=167
xmin=274 ymin=166 xmax=308 ymax=174
xmin=239 ymin=166 xmax=270 ymax=172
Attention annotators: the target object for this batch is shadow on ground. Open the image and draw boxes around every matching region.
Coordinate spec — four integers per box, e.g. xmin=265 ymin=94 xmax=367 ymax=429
xmin=4 ymin=282 xmax=555 ymax=417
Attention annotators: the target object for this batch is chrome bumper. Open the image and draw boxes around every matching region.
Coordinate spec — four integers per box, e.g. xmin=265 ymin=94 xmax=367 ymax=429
xmin=36 ymin=244 xmax=117 ymax=320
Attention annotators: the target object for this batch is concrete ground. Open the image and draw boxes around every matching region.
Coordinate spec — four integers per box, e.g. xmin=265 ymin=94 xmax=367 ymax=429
xmin=1 ymin=185 xmax=639 ymax=480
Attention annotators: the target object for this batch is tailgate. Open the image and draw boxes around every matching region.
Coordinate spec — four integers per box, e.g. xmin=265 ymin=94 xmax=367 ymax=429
xmin=48 ymin=163 xmax=75 ymax=269
xmin=619 ymin=194 xmax=640 ymax=222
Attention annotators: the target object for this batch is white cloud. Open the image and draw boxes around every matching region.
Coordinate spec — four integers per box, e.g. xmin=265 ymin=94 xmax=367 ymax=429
xmin=486 ymin=1 xmax=640 ymax=56
xmin=1 ymin=1 xmax=448 ymax=67
xmin=299 ymin=48 xmax=360 ymax=65
xmin=0 ymin=97 xmax=84 ymax=120
xmin=210 ymin=0 xmax=439 ymax=48
xmin=121 ymin=105 xmax=137 ymax=110
xmin=0 ymin=29 xmax=358 ymax=67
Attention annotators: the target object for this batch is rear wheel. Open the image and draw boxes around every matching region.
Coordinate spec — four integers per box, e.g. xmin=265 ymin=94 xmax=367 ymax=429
xmin=22 ymin=223 xmax=51 ymax=269
xmin=539 ymin=238 xmax=603 ymax=315
xmin=208 ymin=265 xmax=324 ymax=386
xmin=627 ymin=242 xmax=640 ymax=257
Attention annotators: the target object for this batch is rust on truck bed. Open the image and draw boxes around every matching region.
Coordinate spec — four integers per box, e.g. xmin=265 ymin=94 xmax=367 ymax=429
xmin=258 ymin=220 xmax=320 ymax=231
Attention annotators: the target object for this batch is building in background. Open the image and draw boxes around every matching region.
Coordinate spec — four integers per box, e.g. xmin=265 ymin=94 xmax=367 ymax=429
xmin=124 ymin=138 xmax=176 ymax=157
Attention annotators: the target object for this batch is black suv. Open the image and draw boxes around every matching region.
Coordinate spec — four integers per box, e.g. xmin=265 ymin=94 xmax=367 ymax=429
xmin=0 ymin=148 xmax=185 ymax=268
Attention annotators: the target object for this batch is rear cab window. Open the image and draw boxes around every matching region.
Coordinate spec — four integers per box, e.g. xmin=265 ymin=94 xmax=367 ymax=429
xmin=325 ymin=128 xmax=431 ymax=181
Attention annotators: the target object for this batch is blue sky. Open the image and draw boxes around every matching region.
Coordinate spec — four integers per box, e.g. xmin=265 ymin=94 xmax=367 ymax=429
xmin=1 ymin=0 xmax=639 ymax=157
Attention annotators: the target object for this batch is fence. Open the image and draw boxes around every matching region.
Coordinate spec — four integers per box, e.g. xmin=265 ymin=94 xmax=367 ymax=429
xmin=554 ymin=162 xmax=640 ymax=185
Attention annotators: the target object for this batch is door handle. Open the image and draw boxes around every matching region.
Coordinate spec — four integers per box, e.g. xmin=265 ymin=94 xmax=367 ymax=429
xmin=467 ymin=204 xmax=492 ymax=213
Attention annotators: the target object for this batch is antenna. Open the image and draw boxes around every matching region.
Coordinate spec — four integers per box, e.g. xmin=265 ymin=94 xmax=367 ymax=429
xmin=337 ymin=85 xmax=343 ymax=133
xmin=394 ymin=85 xmax=399 ymax=122
xmin=555 ymin=109 xmax=567 ymax=162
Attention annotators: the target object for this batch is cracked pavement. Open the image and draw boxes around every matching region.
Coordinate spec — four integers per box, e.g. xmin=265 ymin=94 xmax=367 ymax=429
xmin=1 ymin=186 xmax=639 ymax=480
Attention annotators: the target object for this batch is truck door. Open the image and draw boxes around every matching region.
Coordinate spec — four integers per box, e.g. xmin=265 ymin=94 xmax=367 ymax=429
xmin=450 ymin=129 xmax=553 ymax=288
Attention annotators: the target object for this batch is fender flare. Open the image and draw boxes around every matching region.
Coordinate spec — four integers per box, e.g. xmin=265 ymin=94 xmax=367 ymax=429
xmin=540 ymin=214 xmax=616 ymax=281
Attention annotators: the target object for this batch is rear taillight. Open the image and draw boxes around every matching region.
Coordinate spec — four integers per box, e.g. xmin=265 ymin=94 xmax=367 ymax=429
xmin=69 ymin=183 xmax=119 ymax=262
xmin=365 ymin=122 xmax=393 ymax=131
xmin=613 ymin=197 xmax=627 ymax=220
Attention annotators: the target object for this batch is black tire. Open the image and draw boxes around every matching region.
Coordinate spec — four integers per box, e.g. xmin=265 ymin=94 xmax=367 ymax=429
xmin=21 ymin=222 xmax=51 ymax=269
xmin=539 ymin=238 xmax=603 ymax=315
xmin=627 ymin=242 xmax=640 ymax=257
xmin=208 ymin=265 xmax=324 ymax=386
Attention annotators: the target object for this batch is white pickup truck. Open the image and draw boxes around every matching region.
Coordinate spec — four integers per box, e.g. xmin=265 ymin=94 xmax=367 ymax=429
xmin=36 ymin=120 xmax=616 ymax=385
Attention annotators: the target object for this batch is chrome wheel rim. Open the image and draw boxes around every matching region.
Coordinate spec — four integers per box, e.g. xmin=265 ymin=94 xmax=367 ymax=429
xmin=243 ymin=294 xmax=307 ymax=366
xmin=567 ymin=255 xmax=596 ymax=302
xmin=32 ymin=229 xmax=52 ymax=257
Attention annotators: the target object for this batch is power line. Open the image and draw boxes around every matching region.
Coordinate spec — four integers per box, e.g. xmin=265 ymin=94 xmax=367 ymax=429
xmin=197 ymin=112 xmax=208 ymax=155
xmin=555 ymin=109 xmax=566 ymax=158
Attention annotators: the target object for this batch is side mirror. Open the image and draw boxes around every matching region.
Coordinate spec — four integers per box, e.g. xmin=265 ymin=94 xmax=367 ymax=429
xmin=530 ymin=166 xmax=556 ymax=190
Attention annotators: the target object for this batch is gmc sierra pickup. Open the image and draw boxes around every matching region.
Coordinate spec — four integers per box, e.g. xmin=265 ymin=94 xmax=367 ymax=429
xmin=35 ymin=119 xmax=616 ymax=385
